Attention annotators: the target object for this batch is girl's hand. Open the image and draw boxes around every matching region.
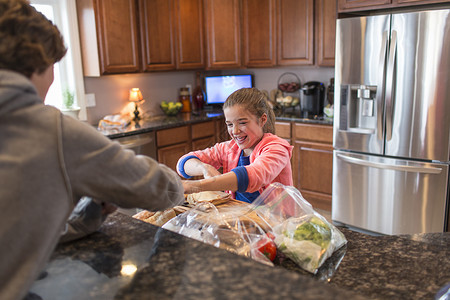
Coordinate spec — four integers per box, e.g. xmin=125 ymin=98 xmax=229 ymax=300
xmin=183 ymin=158 xmax=220 ymax=179
xmin=202 ymin=164 xmax=221 ymax=179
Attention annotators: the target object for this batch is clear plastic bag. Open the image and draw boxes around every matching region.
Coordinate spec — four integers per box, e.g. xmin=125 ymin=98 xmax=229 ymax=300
xmin=163 ymin=183 xmax=347 ymax=274
xmin=251 ymin=183 xmax=347 ymax=274
xmin=162 ymin=201 xmax=275 ymax=266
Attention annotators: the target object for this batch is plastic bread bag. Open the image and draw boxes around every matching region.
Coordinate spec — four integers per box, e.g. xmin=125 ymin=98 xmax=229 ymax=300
xmin=250 ymin=183 xmax=347 ymax=274
xmin=162 ymin=202 xmax=275 ymax=266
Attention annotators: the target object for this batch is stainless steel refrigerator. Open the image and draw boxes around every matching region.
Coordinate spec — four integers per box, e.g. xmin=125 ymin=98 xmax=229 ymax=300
xmin=332 ymin=8 xmax=450 ymax=235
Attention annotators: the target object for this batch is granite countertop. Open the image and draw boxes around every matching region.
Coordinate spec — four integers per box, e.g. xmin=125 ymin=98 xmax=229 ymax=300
xmin=28 ymin=212 xmax=450 ymax=300
xmin=100 ymin=110 xmax=332 ymax=139
xmin=99 ymin=111 xmax=226 ymax=139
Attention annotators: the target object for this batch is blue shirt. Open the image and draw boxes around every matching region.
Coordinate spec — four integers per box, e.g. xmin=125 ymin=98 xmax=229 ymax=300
xmin=234 ymin=151 xmax=260 ymax=203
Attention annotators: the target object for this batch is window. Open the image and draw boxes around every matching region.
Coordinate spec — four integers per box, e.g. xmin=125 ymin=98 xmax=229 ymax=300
xmin=30 ymin=0 xmax=87 ymax=120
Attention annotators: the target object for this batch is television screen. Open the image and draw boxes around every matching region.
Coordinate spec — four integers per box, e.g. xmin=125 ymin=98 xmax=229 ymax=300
xmin=204 ymin=74 xmax=254 ymax=105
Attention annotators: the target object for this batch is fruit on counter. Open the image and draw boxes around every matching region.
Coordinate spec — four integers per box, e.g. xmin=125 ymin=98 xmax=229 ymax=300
xmin=276 ymin=96 xmax=300 ymax=107
xmin=160 ymin=101 xmax=183 ymax=116
xmin=278 ymin=82 xmax=300 ymax=92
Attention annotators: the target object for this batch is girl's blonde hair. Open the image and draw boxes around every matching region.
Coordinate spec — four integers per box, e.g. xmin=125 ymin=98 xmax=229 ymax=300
xmin=223 ymin=88 xmax=275 ymax=134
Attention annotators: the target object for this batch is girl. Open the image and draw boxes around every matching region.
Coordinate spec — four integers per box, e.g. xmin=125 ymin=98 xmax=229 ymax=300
xmin=177 ymin=88 xmax=293 ymax=203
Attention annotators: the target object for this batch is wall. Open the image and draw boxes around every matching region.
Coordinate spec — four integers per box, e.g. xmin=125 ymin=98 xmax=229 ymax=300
xmin=84 ymin=66 xmax=335 ymax=125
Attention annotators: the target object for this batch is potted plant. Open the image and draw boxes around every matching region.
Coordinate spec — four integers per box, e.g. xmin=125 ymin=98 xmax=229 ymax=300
xmin=61 ymin=89 xmax=80 ymax=119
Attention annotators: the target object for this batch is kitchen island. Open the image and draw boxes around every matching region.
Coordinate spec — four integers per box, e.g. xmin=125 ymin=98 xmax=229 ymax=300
xmin=28 ymin=212 xmax=449 ymax=300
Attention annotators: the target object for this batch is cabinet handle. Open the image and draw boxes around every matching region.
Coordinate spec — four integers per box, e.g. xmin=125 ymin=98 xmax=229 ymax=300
xmin=299 ymin=147 xmax=332 ymax=154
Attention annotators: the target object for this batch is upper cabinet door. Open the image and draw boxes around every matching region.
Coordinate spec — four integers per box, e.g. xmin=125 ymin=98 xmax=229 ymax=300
xmin=139 ymin=0 xmax=176 ymax=71
xmin=276 ymin=0 xmax=314 ymax=66
xmin=315 ymin=0 xmax=336 ymax=67
xmin=242 ymin=0 xmax=276 ymax=68
xmin=93 ymin=0 xmax=141 ymax=74
xmin=338 ymin=0 xmax=391 ymax=12
xmin=174 ymin=0 xmax=205 ymax=69
xmin=338 ymin=0 xmax=447 ymax=12
xmin=204 ymin=0 xmax=241 ymax=69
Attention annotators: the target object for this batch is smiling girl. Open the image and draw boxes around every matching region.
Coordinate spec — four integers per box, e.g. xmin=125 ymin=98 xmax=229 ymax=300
xmin=177 ymin=88 xmax=293 ymax=203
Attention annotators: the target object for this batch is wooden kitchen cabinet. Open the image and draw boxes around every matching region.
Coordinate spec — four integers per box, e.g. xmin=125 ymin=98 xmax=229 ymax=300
xmin=242 ymin=0 xmax=277 ymax=68
xmin=338 ymin=0 xmax=390 ymax=11
xmin=204 ymin=0 xmax=241 ymax=69
xmin=174 ymin=0 xmax=205 ymax=69
xmin=215 ymin=119 xmax=229 ymax=143
xmin=275 ymin=121 xmax=291 ymax=142
xmin=76 ymin=0 xmax=141 ymax=75
xmin=77 ymin=0 xmax=205 ymax=75
xmin=157 ymin=143 xmax=191 ymax=171
xmin=139 ymin=0 xmax=176 ymax=71
xmin=338 ymin=0 xmax=448 ymax=13
xmin=140 ymin=0 xmax=206 ymax=71
xmin=156 ymin=125 xmax=190 ymax=171
xmin=292 ymin=123 xmax=333 ymax=211
xmin=315 ymin=0 xmax=336 ymax=67
xmin=191 ymin=121 xmax=216 ymax=150
xmin=156 ymin=120 xmax=221 ymax=172
xmin=276 ymin=0 xmax=314 ymax=66
xmin=243 ymin=0 xmax=334 ymax=67
xmin=275 ymin=121 xmax=333 ymax=211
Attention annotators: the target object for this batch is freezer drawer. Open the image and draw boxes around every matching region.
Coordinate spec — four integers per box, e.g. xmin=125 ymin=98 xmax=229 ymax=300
xmin=332 ymin=150 xmax=449 ymax=235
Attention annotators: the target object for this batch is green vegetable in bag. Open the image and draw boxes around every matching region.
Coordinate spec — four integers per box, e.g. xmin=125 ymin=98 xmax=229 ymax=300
xmin=291 ymin=217 xmax=331 ymax=248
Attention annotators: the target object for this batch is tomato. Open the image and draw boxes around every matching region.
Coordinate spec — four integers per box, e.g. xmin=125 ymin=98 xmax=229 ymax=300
xmin=266 ymin=232 xmax=275 ymax=241
xmin=256 ymin=235 xmax=277 ymax=261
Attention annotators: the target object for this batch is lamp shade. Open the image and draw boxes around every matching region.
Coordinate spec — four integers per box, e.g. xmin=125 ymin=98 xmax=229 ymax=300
xmin=129 ymin=88 xmax=143 ymax=102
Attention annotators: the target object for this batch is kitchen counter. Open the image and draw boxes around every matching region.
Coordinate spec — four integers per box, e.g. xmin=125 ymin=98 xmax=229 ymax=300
xmin=28 ymin=212 xmax=450 ymax=300
xmin=100 ymin=110 xmax=332 ymax=139
xmin=99 ymin=111 xmax=225 ymax=139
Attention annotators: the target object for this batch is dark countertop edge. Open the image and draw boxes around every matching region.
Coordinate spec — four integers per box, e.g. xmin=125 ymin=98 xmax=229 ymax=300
xmin=102 ymin=112 xmax=333 ymax=139
xmin=103 ymin=113 xmax=225 ymax=139
xmin=275 ymin=115 xmax=333 ymax=125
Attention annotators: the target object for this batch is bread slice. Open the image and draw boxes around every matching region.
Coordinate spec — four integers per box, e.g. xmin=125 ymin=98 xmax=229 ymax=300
xmin=133 ymin=208 xmax=176 ymax=227
xmin=186 ymin=191 xmax=231 ymax=206
xmin=133 ymin=210 xmax=155 ymax=221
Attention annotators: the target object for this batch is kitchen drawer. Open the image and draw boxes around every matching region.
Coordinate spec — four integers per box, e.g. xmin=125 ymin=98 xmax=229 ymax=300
xmin=275 ymin=121 xmax=291 ymax=139
xmin=156 ymin=125 xmax=189 ymax=147
xmin=293 ymin=123 xmax=332 ymax=144
xmin=192 ymin=121 xmax=215 ymax=139
xmin=192 ymin=136 xmax=215 ymax=151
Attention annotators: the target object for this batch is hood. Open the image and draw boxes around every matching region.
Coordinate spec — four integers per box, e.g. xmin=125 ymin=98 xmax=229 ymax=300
xmin=0 ymin=69 xmax=41 ymax=116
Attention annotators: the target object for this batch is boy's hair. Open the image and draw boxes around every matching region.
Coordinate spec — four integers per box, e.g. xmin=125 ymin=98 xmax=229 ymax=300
xmin=0 ymin=0 xmax=67 ymax=78
xmin=223 ymin=88 xmax=275 ymax=134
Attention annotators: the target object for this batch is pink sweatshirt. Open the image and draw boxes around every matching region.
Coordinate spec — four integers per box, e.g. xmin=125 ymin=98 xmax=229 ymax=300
xmin=177 ymin=133 xmax=293 ymax=195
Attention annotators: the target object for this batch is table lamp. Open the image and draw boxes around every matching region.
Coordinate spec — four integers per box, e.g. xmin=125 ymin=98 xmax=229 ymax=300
xmin=129 ymin=88 xmax=144 ymax=121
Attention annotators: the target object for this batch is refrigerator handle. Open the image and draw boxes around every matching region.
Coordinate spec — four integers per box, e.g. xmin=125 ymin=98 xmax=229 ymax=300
xmin=377 ymin=31 xmax=389 ymax=141
xmin=385 ymin=30 xmax=397 ymax=141
xmin=336 ymin=153 xmax=443 ymax=174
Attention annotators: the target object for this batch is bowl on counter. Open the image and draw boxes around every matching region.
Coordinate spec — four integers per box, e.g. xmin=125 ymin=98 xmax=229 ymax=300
xmin=160 ymin=101 xmax=183 ymax=116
